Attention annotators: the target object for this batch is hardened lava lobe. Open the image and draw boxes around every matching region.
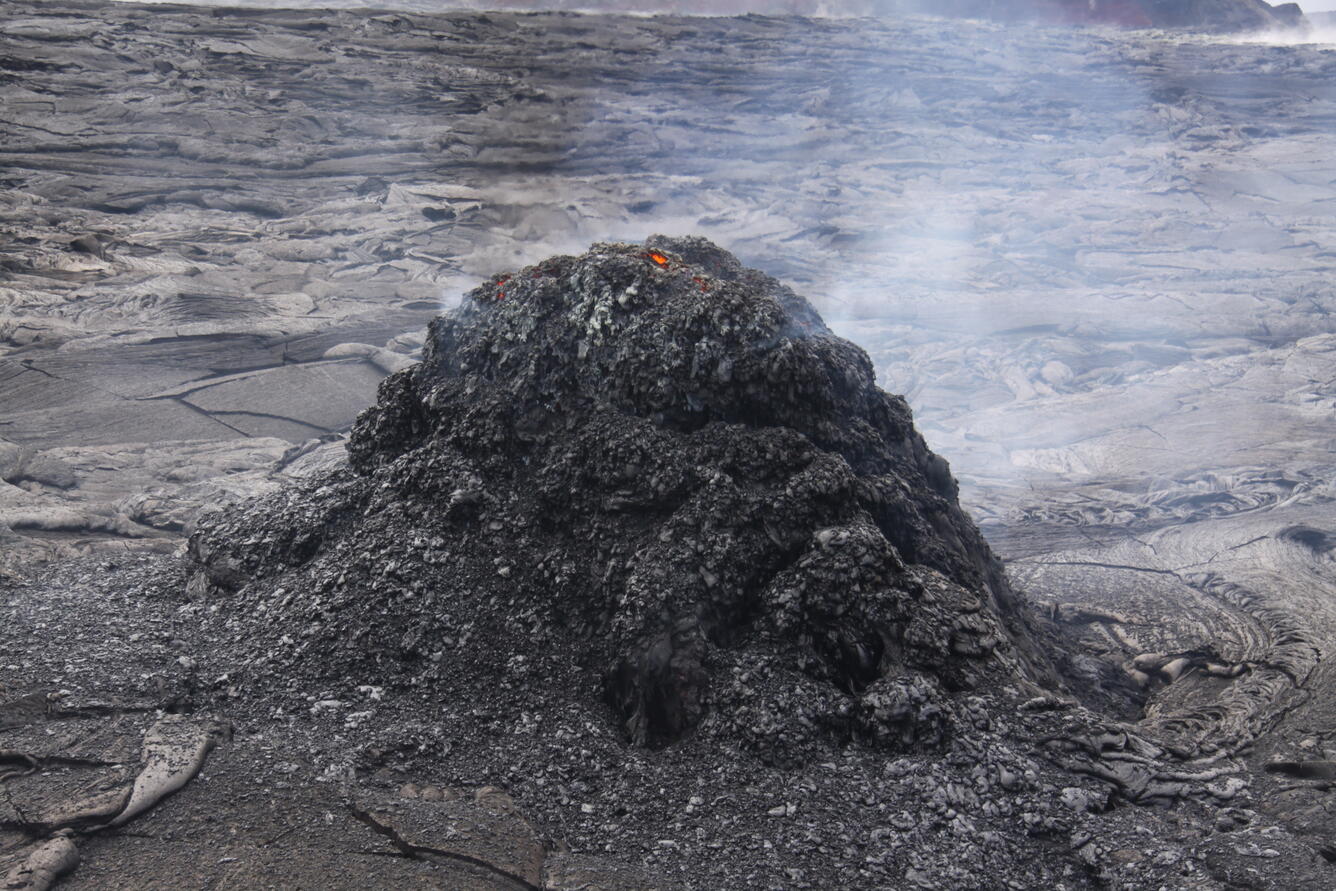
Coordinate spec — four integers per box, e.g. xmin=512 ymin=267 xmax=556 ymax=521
xmin=191 ymin=235 xmax=1054 ymax=754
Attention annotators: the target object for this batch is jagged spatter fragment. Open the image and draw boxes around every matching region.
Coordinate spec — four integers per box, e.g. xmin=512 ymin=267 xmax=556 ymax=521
xmin=192 ymin=236 xmax=1054 ymax=752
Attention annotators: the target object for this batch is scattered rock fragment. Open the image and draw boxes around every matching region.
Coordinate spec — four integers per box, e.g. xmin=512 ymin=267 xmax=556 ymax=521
xmin=66 ymin=235 xmax=103 ymax=260
xmin=108 ymin=715 xmax=225 ymax=827
xmin=1 ymin=833 xmax=79 ymax=891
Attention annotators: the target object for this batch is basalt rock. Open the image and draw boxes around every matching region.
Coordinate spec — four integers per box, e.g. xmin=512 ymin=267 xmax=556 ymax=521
xmin=191 ymin=236 xmax=1054 ymax=751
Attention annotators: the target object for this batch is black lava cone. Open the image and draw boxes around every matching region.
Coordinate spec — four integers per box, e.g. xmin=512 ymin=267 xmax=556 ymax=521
xmin=191 ymin=236 xmax=1054 ymax=753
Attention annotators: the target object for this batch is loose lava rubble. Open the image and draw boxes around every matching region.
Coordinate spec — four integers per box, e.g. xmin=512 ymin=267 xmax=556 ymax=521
xmin=178 ymin=237 xmax=1329 ymax=889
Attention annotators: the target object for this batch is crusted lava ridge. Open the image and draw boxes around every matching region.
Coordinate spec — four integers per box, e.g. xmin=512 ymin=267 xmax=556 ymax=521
xmin=190 ymin=235 xmax=1054 ymax=756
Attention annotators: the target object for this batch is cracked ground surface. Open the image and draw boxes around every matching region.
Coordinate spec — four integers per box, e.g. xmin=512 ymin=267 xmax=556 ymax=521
xmin=0 ymin=555 xmax=665 ymax=890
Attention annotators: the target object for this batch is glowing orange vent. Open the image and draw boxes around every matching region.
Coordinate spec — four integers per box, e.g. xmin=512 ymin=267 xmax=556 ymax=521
xmin=647 ymin=252 xmax=669 ymax=266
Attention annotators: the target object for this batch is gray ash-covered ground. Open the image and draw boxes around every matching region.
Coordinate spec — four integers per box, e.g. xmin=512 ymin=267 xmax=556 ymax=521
xmin=150 ymin=237 xmax=1325 ymax=889
xmin=3 ymin=553 xmax=1327 ymax=890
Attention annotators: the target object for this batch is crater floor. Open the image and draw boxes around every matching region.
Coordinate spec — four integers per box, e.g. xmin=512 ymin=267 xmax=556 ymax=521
xmin=4 ymin=2 xmax=1336 ymax=888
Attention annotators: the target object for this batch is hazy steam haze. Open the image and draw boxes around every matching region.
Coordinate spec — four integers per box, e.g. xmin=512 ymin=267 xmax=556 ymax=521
xmin=1223 ymin=20 xmax=1336 ymax=41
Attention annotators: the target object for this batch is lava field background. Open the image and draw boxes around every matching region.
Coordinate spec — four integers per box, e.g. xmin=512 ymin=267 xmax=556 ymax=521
xmin=6 ymin=2 xmax=1336 ymax=888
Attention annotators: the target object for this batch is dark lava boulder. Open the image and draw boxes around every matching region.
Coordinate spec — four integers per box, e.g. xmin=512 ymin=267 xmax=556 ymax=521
xmin=191 ymin=236 xmax=1054 ymax=756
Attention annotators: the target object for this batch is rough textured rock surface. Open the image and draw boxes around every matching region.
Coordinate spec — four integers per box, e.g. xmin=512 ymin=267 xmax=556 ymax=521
xmin=192 ymin=236 xmax=1051 ymax=753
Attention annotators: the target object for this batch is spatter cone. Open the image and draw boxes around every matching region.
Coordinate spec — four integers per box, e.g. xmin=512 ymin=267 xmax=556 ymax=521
xmin=191 ymin=236 xmax=1053 ymax=755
